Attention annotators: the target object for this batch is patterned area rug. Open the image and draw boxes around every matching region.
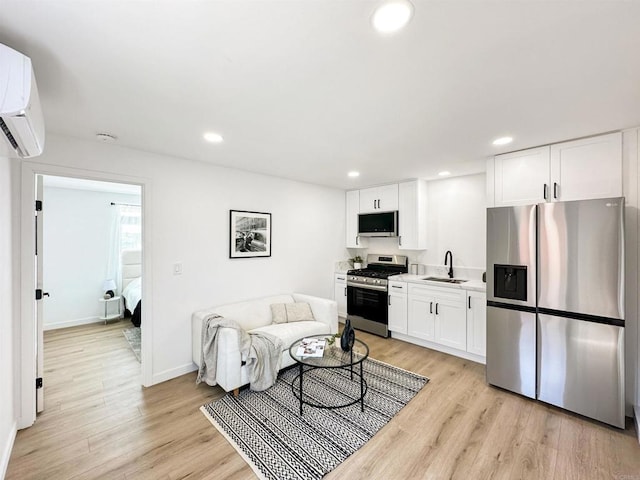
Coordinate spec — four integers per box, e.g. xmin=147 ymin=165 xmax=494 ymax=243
xmin=122 ymin=327 xmax=141 ymax=362
xmin=201 ymin=358 xmax=428 ymax=480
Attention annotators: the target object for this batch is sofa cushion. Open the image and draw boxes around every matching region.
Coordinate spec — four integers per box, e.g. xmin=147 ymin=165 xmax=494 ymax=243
xmin=270 ymin=302 xmax=315 ymax=324
xmin=250 ymin=320 xmax=331 ymax=351
xmin=213 ymin=294 xmax=295 ymax=331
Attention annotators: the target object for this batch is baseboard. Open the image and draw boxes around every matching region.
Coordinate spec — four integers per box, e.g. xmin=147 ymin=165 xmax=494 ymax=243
xmin=391 ymin=332 xmax=486 ymax=365
xmin=44 ymin=316 xmax=109 ymax=331
xmin=634 ymin=405 xmax=640 ymax=444
xmin=1 ymin=420 xmax=17 ymax=479
xmin=151 ymin=363 xmax=198 ymax=386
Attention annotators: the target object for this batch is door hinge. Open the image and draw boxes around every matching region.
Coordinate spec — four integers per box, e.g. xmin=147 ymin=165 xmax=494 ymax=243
xmin=35 ymin=200 xmax=42 ymax=212
xmin=36 ymin=377 xmax=43 ymax=389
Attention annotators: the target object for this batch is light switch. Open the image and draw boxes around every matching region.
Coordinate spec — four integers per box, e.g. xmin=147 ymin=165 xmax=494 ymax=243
xmin=173 ymin=262 xmax=183 ymax=275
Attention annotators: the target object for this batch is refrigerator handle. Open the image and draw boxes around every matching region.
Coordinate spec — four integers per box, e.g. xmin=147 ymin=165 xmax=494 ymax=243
xmin=553 ymin=182 xmax=558 ymax=199
xmin=543 ymin=183 xmax=548 ymax=200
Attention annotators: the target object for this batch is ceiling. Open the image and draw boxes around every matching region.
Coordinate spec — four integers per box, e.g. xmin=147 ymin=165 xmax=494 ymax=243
xmin=2 ymin=1 xmax=639 ymax=190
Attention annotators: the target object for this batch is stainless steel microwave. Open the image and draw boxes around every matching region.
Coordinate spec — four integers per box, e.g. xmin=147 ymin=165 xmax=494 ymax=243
xmin=358 ymin=211 xmax=398 ymax=237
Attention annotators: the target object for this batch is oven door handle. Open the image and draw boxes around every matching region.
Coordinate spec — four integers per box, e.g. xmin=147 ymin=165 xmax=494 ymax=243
xmin=346 ymin=281 xmax=388 ymax=292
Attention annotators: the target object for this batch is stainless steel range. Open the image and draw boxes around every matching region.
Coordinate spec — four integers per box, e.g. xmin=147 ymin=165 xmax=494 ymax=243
xmin=347 ymin=254 xmax=408 ymax=338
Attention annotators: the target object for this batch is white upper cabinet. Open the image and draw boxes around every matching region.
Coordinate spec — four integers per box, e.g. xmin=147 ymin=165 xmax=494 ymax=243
xmin=398 ymin=180 xmax=427 ymax=250
xmin=550 ymin=132 xmax=622 ymax=202
xmin=491 ymin=132 xmax=622 ymax=207
xmin=493 ymin=146 xmax=551 ymax=206
xmin=359 ymin=184 xmax=399 ymax=213
xmin=346 ymin=190 xmax=368 ymax=249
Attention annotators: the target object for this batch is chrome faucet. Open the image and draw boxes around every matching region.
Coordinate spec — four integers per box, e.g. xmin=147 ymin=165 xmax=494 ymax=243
xmin=444 ymin=250 xmax=453 ymax=278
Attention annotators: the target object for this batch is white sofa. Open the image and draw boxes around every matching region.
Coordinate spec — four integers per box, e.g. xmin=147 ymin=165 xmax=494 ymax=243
xmin=192 ymin=293 xmax=338 ymax=393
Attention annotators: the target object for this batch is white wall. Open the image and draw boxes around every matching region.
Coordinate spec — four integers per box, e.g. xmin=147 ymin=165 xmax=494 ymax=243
xmin=351 ymin=173 xmax=487 ymax=280
xmin=0 ymin=152 xmax=17 ymax=477
xmin=42 ymin=187 xmax=141 ymax=329
xmin=18 ymin=134 xmax=347 ymax=385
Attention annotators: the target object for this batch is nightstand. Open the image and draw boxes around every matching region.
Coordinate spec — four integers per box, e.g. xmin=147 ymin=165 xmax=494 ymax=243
xmin=99 ymin=296 xmax=122 ymax=324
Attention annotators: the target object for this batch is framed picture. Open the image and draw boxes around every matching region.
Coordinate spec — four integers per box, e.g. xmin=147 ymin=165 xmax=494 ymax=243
xmin=230 ymin=210 xmax=272 ymax=258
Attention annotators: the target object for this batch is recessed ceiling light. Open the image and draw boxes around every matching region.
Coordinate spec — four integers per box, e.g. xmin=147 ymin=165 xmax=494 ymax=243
xmin=203 ymin=132 xmax=224 ymax=143
xmin=492 ymin=136 xmax=513 ymax=146
xmin=348 ymin=171 xmax=360 ymax=178
xmin=438 ymin=171 xmax=451 ymax=177
xmin=372 ymin=0 xmax=414 ymax=34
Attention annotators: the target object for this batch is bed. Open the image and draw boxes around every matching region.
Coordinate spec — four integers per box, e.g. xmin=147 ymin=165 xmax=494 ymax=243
xmin=121 ymin=249 xmax=142 ymax=327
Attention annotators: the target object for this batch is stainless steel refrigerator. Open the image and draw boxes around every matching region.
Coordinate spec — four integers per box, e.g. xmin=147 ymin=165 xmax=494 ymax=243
xmin=486 ymin=197 xmax=625 ymax=428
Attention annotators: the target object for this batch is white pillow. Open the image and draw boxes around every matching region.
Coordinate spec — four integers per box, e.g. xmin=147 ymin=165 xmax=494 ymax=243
xmin=271 ymin=302 xmax=315 ymax=324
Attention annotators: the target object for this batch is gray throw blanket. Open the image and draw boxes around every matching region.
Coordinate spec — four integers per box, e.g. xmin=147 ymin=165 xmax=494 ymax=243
xmin=196 ymin=314 xmax=284 ymax=391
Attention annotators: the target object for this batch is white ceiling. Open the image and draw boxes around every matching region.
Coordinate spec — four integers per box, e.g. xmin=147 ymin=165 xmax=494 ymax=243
xmin=2 ymin=1 xmax=639 ymax=189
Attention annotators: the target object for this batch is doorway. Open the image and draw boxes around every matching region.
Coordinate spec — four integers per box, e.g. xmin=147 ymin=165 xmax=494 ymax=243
xmin=37 ymin=175 xmax=143 ymax=414
xmin=19 ymin=162 xmax=152 ymax=429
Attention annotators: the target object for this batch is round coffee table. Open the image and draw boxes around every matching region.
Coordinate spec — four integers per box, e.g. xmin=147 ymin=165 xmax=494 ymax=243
xmin=289 ymin=334 xmax=369 ymax=415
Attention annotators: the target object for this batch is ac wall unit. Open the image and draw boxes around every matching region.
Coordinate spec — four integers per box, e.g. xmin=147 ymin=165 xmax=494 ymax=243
xmin=0 ymin=43 xmax=45 ymax=158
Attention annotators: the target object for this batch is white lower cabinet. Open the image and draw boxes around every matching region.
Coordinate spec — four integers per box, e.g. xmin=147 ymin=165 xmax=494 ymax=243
xmin=393 ymin=283 xmax=486 ymax=363
xmin=334 ymin=274 xmax=347 ymax=318
xmin=466 ymin=291 xmax=487 ymax=356
xmin=388 ymin=281 xmax=408 ymax=334
xmin=407 ymin=293 xmax=435 ymax=340
xmin=407 ymin=284 xmax=466 ymax=349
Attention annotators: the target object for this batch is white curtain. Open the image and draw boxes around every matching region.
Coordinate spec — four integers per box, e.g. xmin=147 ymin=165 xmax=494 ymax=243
xmin=107 ymin=205 xmax=141 ymax=294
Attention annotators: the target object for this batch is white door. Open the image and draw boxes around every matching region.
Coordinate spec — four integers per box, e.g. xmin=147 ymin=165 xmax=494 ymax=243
xmin=549 ymin=132 xmax=622 ymax=202
xmin=494 ymin=146 xmax=550 ymax=206
xmin=334 ymin=274 xmax=347 ymax=318
xmin=345 ymin=190 xmax=367 ymax=248
xmin=466 ymin=291 xmax=487 ymax=357
xmin=35 ymin=174 xmax=45 ymax=413
xmin=407 ymin=295 xmax=435 ymax=341
xmin=434 ymin=297 xmax=467 ymax=351
xmin=389 ymin=284 xmax=407 ymax=334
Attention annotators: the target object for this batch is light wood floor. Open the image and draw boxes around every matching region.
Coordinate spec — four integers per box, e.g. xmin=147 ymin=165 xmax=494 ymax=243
xmin=7 ymin=320 xmax=640 ymax=479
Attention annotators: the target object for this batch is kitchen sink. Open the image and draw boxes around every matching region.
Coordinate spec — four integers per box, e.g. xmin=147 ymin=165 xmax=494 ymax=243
xmin=422 ymin=276 xmax=468 ymax=284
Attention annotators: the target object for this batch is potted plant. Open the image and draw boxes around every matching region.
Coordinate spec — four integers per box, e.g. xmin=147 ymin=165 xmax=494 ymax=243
xmin=325 ymin=332 xmax=341 ymax=350
xmin=352 ymin=255 xmax=364 ymax=269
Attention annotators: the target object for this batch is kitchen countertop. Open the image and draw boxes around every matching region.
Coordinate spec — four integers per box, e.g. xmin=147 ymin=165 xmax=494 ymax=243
xmin=388 ymin=274 xmax=486 ymax=293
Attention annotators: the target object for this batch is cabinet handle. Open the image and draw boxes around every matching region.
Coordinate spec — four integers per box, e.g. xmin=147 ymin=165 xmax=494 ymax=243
xmin=377 ymin=199 xmax=381 ymax=209
xmin=344 ymin=287 xmax=347 ymax=296
xmin=543 ymin=183 xmax=548 ymax=200
xmin=430 ymin=302 xmax=433 ymax=314
xmin=399 ymin=235 xmax=402 ymax=246
xmin=388 ymin=297 xmax=391 ymax=306
xmin=356 ymin=236 xmax=359 ymax=245
xmin=373 ymin=199 xmax=376 ymax=210
xmin=553 ymin=182 xmax=558 ymax=199
xmin=468 ymin=297 xmax=471 ymax=309
xmin=392 ymin=285 xmax=403 ymax=289
xmin=436 ymin=303 xmax=439 ymax=315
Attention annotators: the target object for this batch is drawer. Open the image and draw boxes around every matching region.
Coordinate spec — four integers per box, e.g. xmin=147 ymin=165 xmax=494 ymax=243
xmin=388 ymin=281 xmax=407 ymax=294
xmin=408 ymin=283 xmax=466 ymax=302
xmin=335 ymin=274 xmax=347 ymax=284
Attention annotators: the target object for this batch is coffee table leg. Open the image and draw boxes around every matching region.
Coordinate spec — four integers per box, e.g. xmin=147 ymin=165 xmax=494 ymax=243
xmin=299 ymin=362 xmax=303 ymax=416
xmin=350 ymin=349 xmax=354 ymax=381
xmin=360 ymin=361 xmax=364 ymax=412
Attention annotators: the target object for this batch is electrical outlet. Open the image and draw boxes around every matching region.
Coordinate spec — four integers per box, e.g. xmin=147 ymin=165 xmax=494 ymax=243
xmin=173 ymin=262 xmax=183 ymax=275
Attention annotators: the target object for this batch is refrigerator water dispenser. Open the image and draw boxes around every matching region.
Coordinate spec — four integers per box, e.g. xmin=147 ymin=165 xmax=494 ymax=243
xmin=494 ymin=264 xmax=527 ymax=301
